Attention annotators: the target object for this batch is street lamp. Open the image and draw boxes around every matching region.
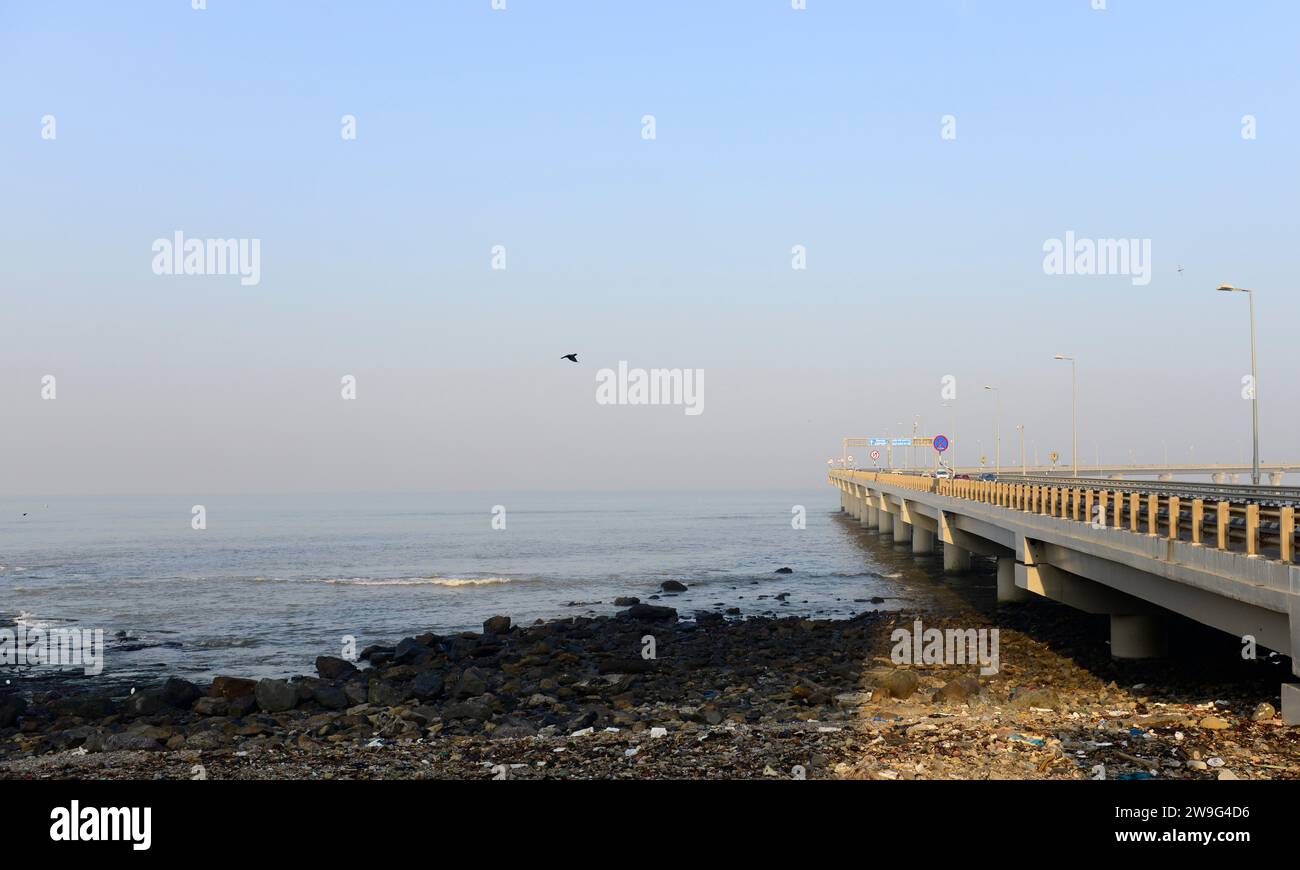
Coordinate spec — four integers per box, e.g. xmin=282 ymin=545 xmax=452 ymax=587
xmin=941 ymin=400 xmax=957 ymax=470
xmin=1053 ymin=354 xmax=1078 ymax=477
xmin=1016 ymin=424 xmax=1026 ymax=475
xmin=1217 ymin=284 xmax=1261 ymax=485
xmin=983 ymin=385 xmax=1001 ymax=474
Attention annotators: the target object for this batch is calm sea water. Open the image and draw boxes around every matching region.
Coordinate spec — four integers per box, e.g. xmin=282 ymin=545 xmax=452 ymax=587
xmin=0 ymin=490 xmax=980 ymax=684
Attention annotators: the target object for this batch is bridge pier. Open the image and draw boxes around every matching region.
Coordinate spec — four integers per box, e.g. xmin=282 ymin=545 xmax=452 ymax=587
xmin=1158 ymin=473 xmax=1173 ymax=482
xmin=877 ymin=507 xmax=893 ymax=537
xmin=1272 ymin=472 xmax=1286 ymax=486
xmin=893 ymin=516 xmax=912 ymax=545
xmin=943 ymin=542 xmax=972 ymax=574
xmin=1212 ymin=472 xmax=1227 ymax=484
xmin=997 ymin=555 xmax=1029 ymax=604
xmin=1283 ymin=684 xmax=1300 ymax=726
xmin=912 ymin=525 xmax=934 ymax=554
xmin=867 ymin=504 xmax=879 ymax=529
xmin=1110 ymin=614 xmax=1168 ymax=659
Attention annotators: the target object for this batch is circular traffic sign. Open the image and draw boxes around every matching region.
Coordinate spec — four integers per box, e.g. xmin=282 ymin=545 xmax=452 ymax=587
xmin=933 ymin=434 xmax=949 ymax=453
xmin=870 ymin=449 xmax=881 ymax=462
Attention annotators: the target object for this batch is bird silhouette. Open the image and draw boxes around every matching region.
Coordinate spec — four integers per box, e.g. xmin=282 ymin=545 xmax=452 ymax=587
xmin=560 ymin=354 xmax=579 ymax=363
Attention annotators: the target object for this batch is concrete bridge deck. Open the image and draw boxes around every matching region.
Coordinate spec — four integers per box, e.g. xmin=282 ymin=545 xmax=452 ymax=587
xmin=830 ymin=470 xmax=1300 ymax=723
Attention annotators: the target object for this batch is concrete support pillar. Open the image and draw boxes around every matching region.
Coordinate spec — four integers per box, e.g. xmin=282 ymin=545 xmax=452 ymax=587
xmin=858 ymin=500 xmax=870 ymax=526
xmin=1158 ymin=473 xmax=1173 ymax=482
xmin=943 ymin=542 xmax=972 ymax=574
xmin=893 ymin=517 xmax=912 ymax=545
xmin=1110 ymin=614 xmax=1168 ymax=659
xmin=867 ymin=505 xmax=879 ymax=529
xmin=1212 ymin=472 xmax=1227 ymax=484
xmin=1271 ymin=472 xmax=1286 ymax=486
xmin=850 ymin=495 xmax=861 ymax=520
xmin=877 ymin=509 xmax=894 ymax=536
xmin=997 ymin=555 xmax=1030 ymax=603
xmin=912 ymin=525 xmax=934 ymax=554
xmin=1283 ymin=684 xmax=1300 ymax=726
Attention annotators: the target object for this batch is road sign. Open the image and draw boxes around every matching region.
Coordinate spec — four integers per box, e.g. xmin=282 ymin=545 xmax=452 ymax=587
xmin=870 ymin=449 xmax=880 ymax=462
xmin=891 ymin=438 xmax=910 ymax=447
xmin=868 ymin=438 xmax=888 ymax=446
xmin=933 ymin=435 xmax=949 ymax=453
xmin=911 ymin=436 xmax=931 ymax=447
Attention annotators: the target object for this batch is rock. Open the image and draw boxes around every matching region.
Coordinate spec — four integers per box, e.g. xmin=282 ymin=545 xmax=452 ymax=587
xmin=774 ymin=567 xmax=793 ymax=574
xmin=394 ymin=636 xmax=430 ymax=663
xmin=49 ymin=695 xmax=114 ymax=719
xmin=367 ymin=678 xmax=409 ymax=707
xmin=1011 ymin=688 xmax=1062 ymax=711
xmin=613 ymin=597 xmax=640 ymax=607
xmin=1199 ymin=716 xmax=1231 ymax=730
xmin=879 ymin=669 xmax=920 ymax=700
xmin=441 ymin=699 xmax=492 ymax=721
xmin=315 ymin=656 xmax=357 ymax=680
xmin=660 ymin=581 xmax=688 ymax=592
xmin=452 ymin=668 xmax=488 ymax=698
xmin=0 ymin=694 xmax=27 ymax=727
xmin=192 ymin=696 xmax=229 ymax=717
xmin=185 ymin=731 xmax=228 ymax=750
xmin=649 ymin=727 xmax=668 ymax=738
xmin=254 ymin=678 xmax=299 ymax=713
xmin=934 ymin=676 xmax=982 ymax=704
xmin=342 ymin=679 xmax=369 ymax=706
xmin=124 ymin=690 xmax=168 ymax=716
xmin=412 ymin=671 xmax=445 ymax=700
xmin=490 ymin=718 xmax=537 ymax=739
xmin=210 ymin=676 xmax=257 ymax=699
xmin=312 ymin=686 xmax=349 ymax=710
xmin=483 ymin=615 xmax=512 ymax=635
xmin=104 ymin=732 xmax=163 ymax=752
xmin=1217 ymin=770 xmax=1240 ymax=780
xmin=227 ymin=695 xmax=256 ymax=718
xmin=695 ymin=611 xmax=724 ymax=625
xmin=359 ymin=644 xmax=395 ymax=664
xmin=161 ymin=677 xmax=202 ymax=708
xmin=1251 ymin=703 xmax=1276 ymax=722
xmin=792 ymin=680 xmax=831 ymax=705
xmin=619 ymin=603 xmax=678 ymax=622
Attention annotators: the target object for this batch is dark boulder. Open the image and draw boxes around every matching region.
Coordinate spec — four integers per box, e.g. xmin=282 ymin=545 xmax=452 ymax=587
xmin=619 ymin=603 xmax=678 ymax=622
xmin=315 ymin=656 xmax=358 ymax=680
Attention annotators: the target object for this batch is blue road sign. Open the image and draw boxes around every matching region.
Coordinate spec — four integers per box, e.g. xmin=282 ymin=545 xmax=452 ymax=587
xmin=890 ymin=438 xmax=910 ymax=447
xmin=933 ymin=435 xmax=950 ymax=453
xmin=868 ymin=438 xmax=888 ymax=446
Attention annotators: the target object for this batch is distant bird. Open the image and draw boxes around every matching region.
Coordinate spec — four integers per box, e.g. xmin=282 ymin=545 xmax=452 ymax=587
xmin=1177 ymin=265 xmax=1184 ymax=275
xmin=560 ymin=354 xmax=579 ymax=363
xmin=20 ymin=513 xmax=27 ymax=518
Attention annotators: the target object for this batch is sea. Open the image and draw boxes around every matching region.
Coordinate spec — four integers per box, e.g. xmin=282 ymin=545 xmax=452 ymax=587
xmin=0 ymin=490 xmax=990 ymax=685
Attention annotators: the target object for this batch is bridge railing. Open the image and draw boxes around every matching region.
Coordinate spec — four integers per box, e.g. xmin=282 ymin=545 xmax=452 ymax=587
xmin=833 ymin=471 xmax=1297 ymax=565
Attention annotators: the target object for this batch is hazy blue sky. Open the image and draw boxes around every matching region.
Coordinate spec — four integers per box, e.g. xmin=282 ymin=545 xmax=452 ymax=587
xmin=3 ymin=1 xmax=1297 ymax=494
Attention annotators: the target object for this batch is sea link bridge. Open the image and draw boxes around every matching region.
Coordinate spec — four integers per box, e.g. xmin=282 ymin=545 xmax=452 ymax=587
xmin=830 ymin=469 xmax=1300 ymax=723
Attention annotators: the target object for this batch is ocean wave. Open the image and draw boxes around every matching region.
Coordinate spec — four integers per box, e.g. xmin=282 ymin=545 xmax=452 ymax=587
xmin=270 ymin=576 xmax=515 ymax=588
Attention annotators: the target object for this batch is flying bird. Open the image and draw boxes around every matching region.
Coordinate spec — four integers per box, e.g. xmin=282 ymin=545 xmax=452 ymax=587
xmin=560 ymin=354 xmax=578 ymax=363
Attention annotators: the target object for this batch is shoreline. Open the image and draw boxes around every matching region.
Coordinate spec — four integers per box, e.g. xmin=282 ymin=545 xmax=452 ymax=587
xmin=3 ymin=594 xmax=1298 ymax=780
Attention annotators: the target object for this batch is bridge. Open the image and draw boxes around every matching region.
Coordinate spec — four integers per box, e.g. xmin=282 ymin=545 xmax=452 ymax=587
xmin=829 ymin=469 xmax=1300 ymax=723
xmin=951 ymin=464 xmax=1300 ymax=484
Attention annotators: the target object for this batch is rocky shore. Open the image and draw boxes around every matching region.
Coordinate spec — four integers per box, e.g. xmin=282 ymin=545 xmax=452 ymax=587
xmin=2 ymin=594 xmax=1298 ymax=780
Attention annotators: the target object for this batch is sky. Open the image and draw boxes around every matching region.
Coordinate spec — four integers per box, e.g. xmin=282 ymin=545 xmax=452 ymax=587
xmin=2 ymin=1 xmax=1297 ymax=495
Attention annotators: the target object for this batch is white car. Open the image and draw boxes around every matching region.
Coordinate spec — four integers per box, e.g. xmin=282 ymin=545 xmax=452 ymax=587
xmin=934 ymin=468 xmax=953 ymax=480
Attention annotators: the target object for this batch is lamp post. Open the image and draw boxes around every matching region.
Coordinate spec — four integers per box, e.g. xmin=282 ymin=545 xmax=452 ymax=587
xmin=942 ymin=400 xmax=957 ymax=471
xmin=1016 ymin=424 xmax=1026 ymax=475
xmin=1217 ymin=284 xmax=1260 ymax=485
xmin=1053 ymin=354 xmax=1078 ymax=477
xmin=984 ymin=385 xmax=1001 ymax=475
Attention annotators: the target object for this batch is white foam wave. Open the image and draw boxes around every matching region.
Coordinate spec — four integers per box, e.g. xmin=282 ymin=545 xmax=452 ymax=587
xmin=279 ymin=576 xmax=514 ymax=588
